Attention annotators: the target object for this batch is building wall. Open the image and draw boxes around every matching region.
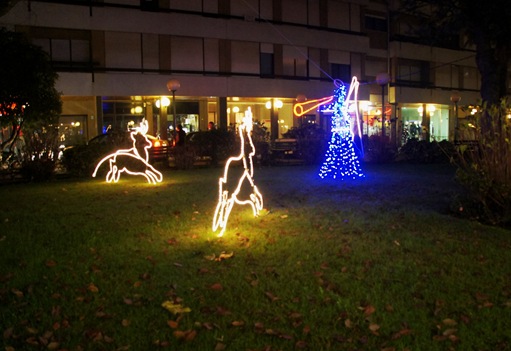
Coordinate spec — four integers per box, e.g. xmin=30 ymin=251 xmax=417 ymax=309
xmin=0 ymin=0 xmax=489 ymax=144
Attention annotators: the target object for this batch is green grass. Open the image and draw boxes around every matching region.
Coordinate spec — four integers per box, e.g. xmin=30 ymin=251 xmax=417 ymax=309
xmin=1 ymin=163 xmax=510 ymax=350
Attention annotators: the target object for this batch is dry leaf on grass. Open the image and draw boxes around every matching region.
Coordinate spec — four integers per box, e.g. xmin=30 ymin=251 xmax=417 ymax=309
xmin=210 ymin=283 xmax=223 ymax=291
xmin=161 ymin=301 xmax=191 ymax=314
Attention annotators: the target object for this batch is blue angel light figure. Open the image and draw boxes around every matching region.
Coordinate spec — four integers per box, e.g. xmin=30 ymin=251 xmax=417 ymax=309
xmin=318 ymin=77 xmax=364 ymax=180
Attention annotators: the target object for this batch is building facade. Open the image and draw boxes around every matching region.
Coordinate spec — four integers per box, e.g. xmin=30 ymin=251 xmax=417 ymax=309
xmin=0 ymin=0 xmax=483 ymax=148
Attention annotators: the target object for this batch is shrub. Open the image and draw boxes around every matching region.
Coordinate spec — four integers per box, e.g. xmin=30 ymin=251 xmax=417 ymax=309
xmin=452 ymin=100 xmax=511 ymax=228
xmin=396 ymin=138 xmax=454 ymax=163
xmin=62 ymin=143 xmax=115 ymax=177
xmin=19 ymin=123 xmax=60 ymax=181
xmin=362 ymin=135 xmax=396 ymax=163
xmin=283 ymin=124 xmax=327 ymax=164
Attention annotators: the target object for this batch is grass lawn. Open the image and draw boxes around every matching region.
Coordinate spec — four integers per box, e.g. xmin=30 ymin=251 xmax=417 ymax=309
xmin=1 ymin=163 xmax=510 ymax=351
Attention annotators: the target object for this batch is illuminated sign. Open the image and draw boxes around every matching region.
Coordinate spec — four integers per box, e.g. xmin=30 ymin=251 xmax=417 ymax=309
xmin=92 ymin=119 xmax=163 ymax=184
xmin=212 ymin=107 xmax=263 ymax=237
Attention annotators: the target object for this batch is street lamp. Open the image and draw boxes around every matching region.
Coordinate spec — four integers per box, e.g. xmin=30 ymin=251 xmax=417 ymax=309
xmin=166 ymin=79 xmax=181 ymax=139
xmin=376 ymin=72 xmax=390 ymax=141
xmin=450 ymin=92 xmax=461 ymax=143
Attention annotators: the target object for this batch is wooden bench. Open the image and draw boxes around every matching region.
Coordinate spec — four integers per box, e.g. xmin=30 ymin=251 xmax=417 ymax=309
xmin=270 ymin=138 xmax=304 ymax=165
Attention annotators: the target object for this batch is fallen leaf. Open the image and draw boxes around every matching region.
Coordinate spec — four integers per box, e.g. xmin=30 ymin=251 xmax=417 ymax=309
xmin=265 ymin=291 xmax=279 ymax=302
xmin=442 ymin=328 xmax=457 ymax=336
xmin=173 ymin=330 xmax=186 ymax=340
xmin=364 ymin=305 xmax=376 ymax=316
xmin=217 ymin=252 xmax=234 ymax=261
xmin=369 ymin=323 xmax=380 ymax=333
xmin=26 ymin=327 xmax=38 ymax=334
xmin=215 ymin=342 xmax=226 ymax=351
xmin=296 ymin=340 xmax=308 ymax=349
xmin=161 ymin=301 xmax=191 ymax=314
xmin=11 ymin=289 xmax=23 ymax=298
xmin=232 ymin=320 xmax=245 ymax=327
xmin=88 ymin=283 xmax=99 ymax=293
xmin=173 ymin=329 xmax=197 ymax=342
xmin=121 ymin=319 xmax=130 ymax=327
xmin=45 ymin=260 xmax=57 ymax=267
xmin=3 ymin=327 xmax=13 ymax=339
xmin=344 ymin=319 xmax=353 ymax=328
xmin=210 ymin=283 xmax=223 ymax=291
xmin=167 ymin=320 xmax=179 ymax=329
xmin=392 ymin=328 xmax=412 ymax=340
xmin=442 ymin=318 xmax=457 ymax=327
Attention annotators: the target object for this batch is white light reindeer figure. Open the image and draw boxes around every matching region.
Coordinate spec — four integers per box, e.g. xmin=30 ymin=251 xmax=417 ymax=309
xmin=92 ymin=119 xmax=163 ymax=184
xmin=213 ymin=107 xmax=263 ymax=237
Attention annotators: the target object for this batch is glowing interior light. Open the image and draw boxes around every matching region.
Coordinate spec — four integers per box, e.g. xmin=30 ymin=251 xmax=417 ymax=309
xmin=318 ymin=76 xmax=364 ymax=180
xmin=294 ymin=95 xmax=334 ymax=117
xmin=92 ymin=119 xmax=163 ymax=184
xmin=212 ymin=107 xmax=263 ymax=237
xmin=155 ymin=97 xmax=170 ymax=109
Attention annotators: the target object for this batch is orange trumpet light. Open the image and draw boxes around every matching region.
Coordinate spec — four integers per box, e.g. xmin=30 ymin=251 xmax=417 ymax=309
xmin=293 ymin=96 xmax=333 ymax=117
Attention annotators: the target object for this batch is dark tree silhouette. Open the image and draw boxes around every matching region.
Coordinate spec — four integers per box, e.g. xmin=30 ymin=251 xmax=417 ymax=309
xmin=0 ymin=28 xmax=61 ymax=154
xmin=398 ymin=0 xmax=511 ymax=106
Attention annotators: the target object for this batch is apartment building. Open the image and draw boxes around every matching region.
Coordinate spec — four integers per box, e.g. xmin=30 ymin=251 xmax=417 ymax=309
xmin=0 ymin=0 xmax=481 ymax=147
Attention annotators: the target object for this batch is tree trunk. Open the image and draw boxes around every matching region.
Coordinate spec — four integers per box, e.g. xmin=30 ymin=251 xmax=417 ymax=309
xmin=473 ymin=29 xmax=509 ymax=106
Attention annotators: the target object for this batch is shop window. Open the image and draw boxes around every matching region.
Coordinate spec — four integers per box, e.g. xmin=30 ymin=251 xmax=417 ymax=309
xmin=58 ymin=115 xmax=87 ymax=147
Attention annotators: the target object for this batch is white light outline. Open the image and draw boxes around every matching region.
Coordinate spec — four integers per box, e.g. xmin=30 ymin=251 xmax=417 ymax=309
xmin=92 ymin=119 xmax=163 ymax=184
xmin=212 ymin=107 xmax=263 ymax=237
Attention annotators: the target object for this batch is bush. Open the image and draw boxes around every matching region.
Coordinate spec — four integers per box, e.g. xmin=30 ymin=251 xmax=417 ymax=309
xmin=283 ymin=124 xmax=327 ymax=164
xmin=62 ymin=143 xmax=115 ymax=177
xmin=362 ymin=135 xmax=396 ymax=163
xmin=19 ymin=123 xmax=60 ymax=181
xmin=396 ymin=138 xmax=454 ymax=163
xmin=452 ymin=100 xmax=511 ymax=228
xmin=184 ymin=129 xmax=237 ymax=168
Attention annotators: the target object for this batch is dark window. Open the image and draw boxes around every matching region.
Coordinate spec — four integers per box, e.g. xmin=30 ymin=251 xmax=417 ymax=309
xmin=141 ymin=0 xmax=158 ymax=11
xmin=365 ymin=15 xmax=387 ymax=32
xmin=331 ymin=63 xmax=351 ymax=82
xmin=260 ymin=52 xmax=274 ymax=77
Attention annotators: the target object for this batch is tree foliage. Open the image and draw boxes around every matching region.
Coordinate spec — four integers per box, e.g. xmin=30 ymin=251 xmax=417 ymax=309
xmin=0 ymin=27 xmax=62 ymax=152
xmin=452 ymin=100 xmax=511 ymax=227
xmin=397 ymin=0 xmax=511 ymax=105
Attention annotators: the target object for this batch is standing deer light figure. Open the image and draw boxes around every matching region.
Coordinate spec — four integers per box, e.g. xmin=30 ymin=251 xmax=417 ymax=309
xmin=212 ymin=107 xmax=263 ymax=237
xmin=92 ymin=119 xmax=163 ymax=184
